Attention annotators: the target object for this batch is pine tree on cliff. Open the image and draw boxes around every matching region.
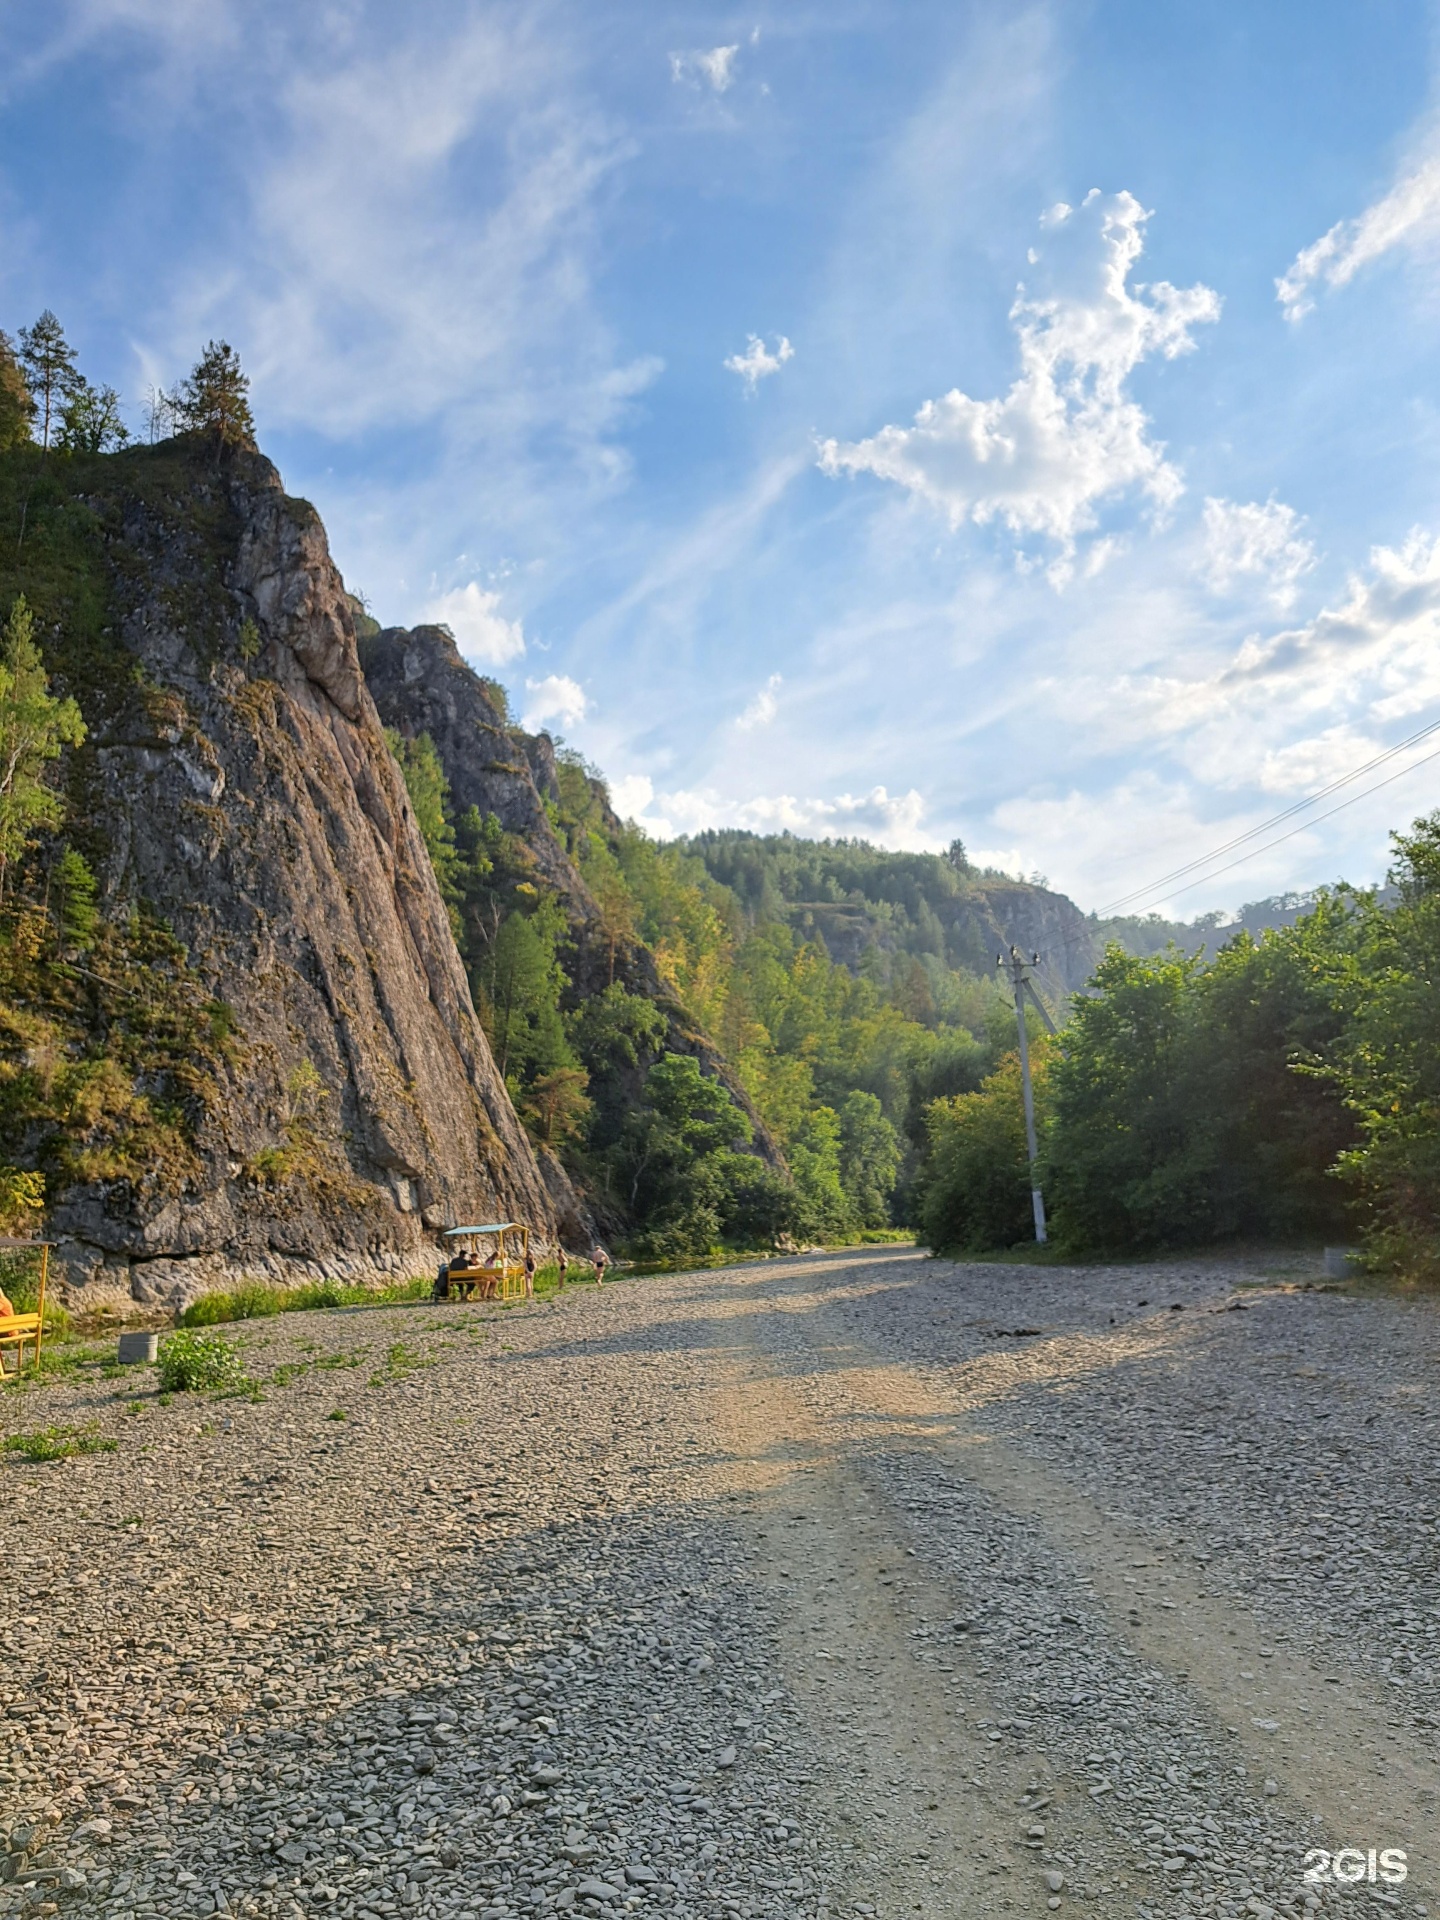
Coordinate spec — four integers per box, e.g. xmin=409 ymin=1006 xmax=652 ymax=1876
xmin=57 ymin=377 xmax=130 ymax=454
xmin=0 ymin=332 xmax=34 ymax=451
xmin=16 ymin=311 xmax=77 ymax=451
xmin=176 ymin=340 xmax=256 ymax=448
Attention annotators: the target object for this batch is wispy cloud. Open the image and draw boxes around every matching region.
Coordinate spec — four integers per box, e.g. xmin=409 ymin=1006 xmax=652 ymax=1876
xmin=735 ymin=673 xmax=782 ymax=729
xmin=1201 ymin=496 xmax=1314 ymax=609
xmin=1277 ymin=148 xmax=1440 ymax=321
xmin=818 ymin=190 xmax=1220 ymax=573
xmin=724 ymin=333 xmax=794 ymax=392
xmin=423 ymin=582 xmax=526 ymax=666
xmin=669 ymin=44 xmax=739 ymax=93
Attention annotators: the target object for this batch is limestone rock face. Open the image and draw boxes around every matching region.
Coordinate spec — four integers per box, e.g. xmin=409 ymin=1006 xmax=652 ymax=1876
xmin=966 ymin=881 xmax=1102 ymax=1002
xmin=53 ymin=450 xmax=567 ymax=1306
xmin=361 ymin=621 xmax=784 ymax=1171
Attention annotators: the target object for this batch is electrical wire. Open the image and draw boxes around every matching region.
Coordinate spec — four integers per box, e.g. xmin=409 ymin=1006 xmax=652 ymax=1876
xmin=1118 ymin=738 xmax=1440 ymax=915
xmin=1096 ymin=712 xmax=1440 ymax=918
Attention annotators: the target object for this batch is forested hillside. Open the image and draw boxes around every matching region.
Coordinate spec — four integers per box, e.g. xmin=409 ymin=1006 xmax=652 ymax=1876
xmin=921 ymin=819 xmax=1440 ymax=1279
xmin=367 ymin=643 xmax=1075 ymax=1257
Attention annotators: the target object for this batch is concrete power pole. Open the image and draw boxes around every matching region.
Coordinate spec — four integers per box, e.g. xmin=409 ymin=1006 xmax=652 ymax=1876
xmin=998 ymin=945 xmax=1055 ymax=1245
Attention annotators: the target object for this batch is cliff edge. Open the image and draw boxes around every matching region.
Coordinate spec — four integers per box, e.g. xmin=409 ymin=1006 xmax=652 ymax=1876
xmin=0 ymin=440 xmax=575 ymax=1307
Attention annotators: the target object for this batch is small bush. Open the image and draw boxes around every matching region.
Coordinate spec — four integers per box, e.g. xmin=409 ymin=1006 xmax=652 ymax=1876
xmin=157 ymin=1329 xmax=247 ymax=1392
xmin=3 ymin=1424 xmax=117 ymax=1462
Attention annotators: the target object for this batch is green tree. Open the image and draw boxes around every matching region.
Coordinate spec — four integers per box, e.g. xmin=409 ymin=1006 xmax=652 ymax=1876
xmin=57 ymin=378 xmax=129 ymax=454
xmin=0 ymin=597 xmax=86 ymax=902
xmin=0 ymin=333 xmax=34 ymax=451
xmin=520 ymin=1067 xmax=592 ymax=1148
xmin=609 ymin=1053 xmax=794 ymax=1257
xmin=919 ymin=1045 xmax=1052 ymax=1253
xmin=387 ymin=729 xmax=459 ymax=904
xmin=582 ymin=838 xmax=639 ymax=984
xmin=176 ymin=340 xmax=256 ymax=447
xmin=569 ymin=983 xmax=667 ymax=1078
xmin=788 ymin=1104 xmax=855 ymax=1240
xmin=1040 ymin=949 xmax=1207 ymax=1252
xmin=837 ymin=1089 xmax=902 ymax=1227
xmin=16 ymin=312 xmax=77 ymax=451
xmin=1331 ymin=815 xmax=1440 ymax=1277
xmin=475 ymin=904 xmax=576 ymax=1088
xmin=52 ymin=846 xmax=99 ymax=951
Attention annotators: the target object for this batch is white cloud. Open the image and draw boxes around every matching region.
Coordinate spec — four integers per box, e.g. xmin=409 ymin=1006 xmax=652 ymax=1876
xmin=724 ymin=333 xmax=794 ymax=392
xmin=1201 ymin=496 xmax=1314 ymax=609
xmin=1254 ymin=726 xmax=1388 ymax=796
xmin=818 ymin=189 xmax=1220 ymax=568
xmin=610 ymin=772 xmax=654 ymax=822
xmin=523 ymin=673 xmax=588 ymax=731
xmin=620 ymin=781 xmax=933 ymax=848
xmin=1095 ymin=531 xmax=1440 ymax=781
xmin=1220 ymin=530 xmax=1440 ymax=718
xmin=1277 ymin=152 xmax=1440 ymax=321
xmin=423 ymin=583 xmax=526 ymax=665
xmin=735 ymin=673 xmax=782 ymax=729
xmin=670 ymin=44 xmax=739 ymax=92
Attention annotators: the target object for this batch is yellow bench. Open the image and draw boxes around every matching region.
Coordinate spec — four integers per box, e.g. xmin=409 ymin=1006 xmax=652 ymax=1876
xmin=0 ymin=1311 xmax=43 ymax=1373
xmin=0 ymin=1239 xmax=49 ymax=1378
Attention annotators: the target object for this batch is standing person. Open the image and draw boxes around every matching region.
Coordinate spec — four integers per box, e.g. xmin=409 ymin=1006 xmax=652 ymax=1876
xmin=523 ymin=1243 xmax=537 ymax=1299
xmin=591 ymin=1244 xmax=609 ymax=1286
xmin=556 ymin=1245 xmax=569 ymax=1285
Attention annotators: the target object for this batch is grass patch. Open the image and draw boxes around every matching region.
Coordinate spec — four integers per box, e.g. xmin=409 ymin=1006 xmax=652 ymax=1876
xmin=269 ymin=1349 xmax=365 ymax=1388
xmin=368 ymin=1341 xmax=434 ymax=1386
xmin=178 ymin=1275 xmax=433 ymax=1328
xmin=156 ymin=1329 xmax=248 ymax=1392
xmin=3 ymin=1423 xmax=117 ymax=1462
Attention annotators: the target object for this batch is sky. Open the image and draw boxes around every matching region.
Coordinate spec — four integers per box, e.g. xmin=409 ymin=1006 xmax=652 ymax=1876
xmin=3 ymin=0 xmax=1440 ymax=919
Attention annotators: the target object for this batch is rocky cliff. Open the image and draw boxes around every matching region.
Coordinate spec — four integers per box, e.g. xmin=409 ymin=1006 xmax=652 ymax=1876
xmin=0 ymin=440 xmax=579 ymax=1307
xmin=360 ymin=622 xmax=783 ymax=1170
xmin=963 ymin=880 xmax=1102 ymax=1003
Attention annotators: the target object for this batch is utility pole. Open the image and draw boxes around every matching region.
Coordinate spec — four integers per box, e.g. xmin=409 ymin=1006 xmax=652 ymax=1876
xmin=998 ymin=945 xmax=1055 ymax=1245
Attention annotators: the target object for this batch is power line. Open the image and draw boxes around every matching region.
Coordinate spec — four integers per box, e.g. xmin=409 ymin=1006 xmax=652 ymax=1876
xmin=1120 ymin=738 xmax=1440 ymax=915
xmin=1096 ymin=712 xmax=1440 ymax=919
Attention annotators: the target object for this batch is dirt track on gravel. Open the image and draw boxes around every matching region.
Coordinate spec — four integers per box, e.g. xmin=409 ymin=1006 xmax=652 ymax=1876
xmin=2 ymin=1247 xmax=1436 ymax=1920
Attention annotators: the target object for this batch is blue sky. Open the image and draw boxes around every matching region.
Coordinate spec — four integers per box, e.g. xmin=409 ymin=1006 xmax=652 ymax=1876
xmin=4 ymin=0 xmax=1440 ymax=917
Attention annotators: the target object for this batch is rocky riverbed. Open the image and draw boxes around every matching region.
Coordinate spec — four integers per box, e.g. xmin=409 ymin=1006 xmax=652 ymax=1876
xmin=1 ymin=1249 xmax=1435 ymax=1920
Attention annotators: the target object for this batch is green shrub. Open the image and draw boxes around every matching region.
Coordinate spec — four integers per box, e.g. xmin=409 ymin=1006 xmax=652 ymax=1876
xmin=3 ymin=1423 xmax=116 ymax=1461
xmin=179 ymin=1282 xmax=280 ymax=1326
xmin=157 ymin=1329 xmax=247 ymax=1392
xmin=178 ymin=1275 xmax=429 ymax=1327
xmin=918 ymin=1046 xmax=1052 ymax=1254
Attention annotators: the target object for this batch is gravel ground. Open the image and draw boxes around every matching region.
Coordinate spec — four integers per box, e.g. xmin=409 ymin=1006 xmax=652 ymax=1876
xmin=1 ymin=1249 xmax=1436 ymax=1920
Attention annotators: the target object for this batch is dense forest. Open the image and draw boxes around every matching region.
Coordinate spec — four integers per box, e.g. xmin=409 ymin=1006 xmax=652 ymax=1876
xmin=391 ymin=699 xmax=1440 ymax=1282
xmin=920 ymin=821 xmax=1440 ymax=1280
xmin=385 ymin=728 xmax=1027 ymax=1257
